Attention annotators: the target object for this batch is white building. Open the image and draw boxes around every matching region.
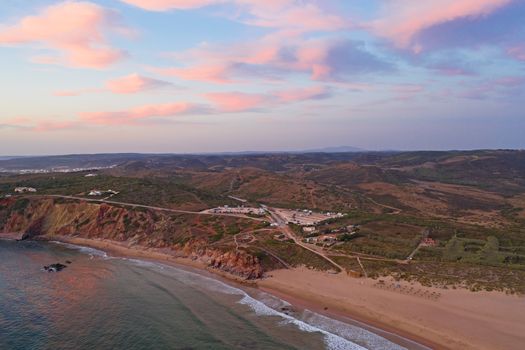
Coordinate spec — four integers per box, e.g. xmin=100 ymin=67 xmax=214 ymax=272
xmin=14 ymin=187 xmax=37 ymax=193
xmin=88 ymin=190 xmax=103 ymax=196
xmin=303 ymin=226 xmax=317 ymax=233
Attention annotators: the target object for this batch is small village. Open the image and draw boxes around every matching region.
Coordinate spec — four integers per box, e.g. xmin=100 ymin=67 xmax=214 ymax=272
xmin=205 ymin=205 xmax=267 ymax=216
xmin=302 ymin=224 xmax=360 ymax=246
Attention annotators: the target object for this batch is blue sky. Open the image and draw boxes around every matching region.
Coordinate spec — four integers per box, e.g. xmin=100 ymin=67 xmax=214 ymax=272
xmin=0 ymin=0 xmax=524 ymax=155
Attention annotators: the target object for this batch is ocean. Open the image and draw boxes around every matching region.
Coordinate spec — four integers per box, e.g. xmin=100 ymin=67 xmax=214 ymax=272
xmin=0 ymin=239 xmax=425 ymax=350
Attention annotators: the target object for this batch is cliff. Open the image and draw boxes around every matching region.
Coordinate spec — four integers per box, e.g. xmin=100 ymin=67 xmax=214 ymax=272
xmin=0 ymin=197 xmax=264 ymax=279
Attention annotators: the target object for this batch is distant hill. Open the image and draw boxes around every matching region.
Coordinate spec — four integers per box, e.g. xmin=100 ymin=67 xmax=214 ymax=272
xmin=302 ymin=146 xmax=366 ymax=153
xmin=0 ymin=156 xmax=25 ymax=161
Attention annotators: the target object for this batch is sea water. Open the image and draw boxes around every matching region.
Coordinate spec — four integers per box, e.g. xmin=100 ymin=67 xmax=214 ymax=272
xmin=0 ymin=240 xmax=426 ymax=350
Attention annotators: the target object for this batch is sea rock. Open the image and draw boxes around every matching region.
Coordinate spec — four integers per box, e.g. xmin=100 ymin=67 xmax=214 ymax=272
xmin=44 ymin=263 xmax=67 ymax=272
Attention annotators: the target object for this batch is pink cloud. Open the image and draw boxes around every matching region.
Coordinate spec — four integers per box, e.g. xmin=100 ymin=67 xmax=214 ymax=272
xmin=390 ymin=84 xmax=425 ymax=101
xmin=2 ymin=116 xmax=79 ymax=132
xmin=9 ymin=84 xmax=332 ymax=131
xmin=275 ymin=86 xmax=330 ymax=103
xmin=239 ymin=3 xmax=347 ymax=33
xmin=206 ymin=92 xmax=267 ymax=112
xmin=374 ymin=0 xmax=512 ymax=50
xmin=32 ymin=121 xmax=79 ymax=132
xmin=80 ymin=102 xmax=199 ymax=125
xmin=120 ymin=1 xmax=347 ymax=34
xmin=119 ymin=0 xmax=223 ymax=11
xmin=493 ymin=76 xmax=525 ymax=86
xmin=106 ymin=74 xmax=171 ymax=94
xmin=0 ymin=1 xmax=127 ymax=68
xmin=54 ymin=73 xmax=171 ymax=96
xmin=456 ymin=76 xmax=525 ymax=100
xmin=159 ymin=36 xmax=391 ymax=84
xmin=507 ymin=45 xmax=525 ymax=61
xmin=155 ymin=64 xmax=233 ymax=84
xmin=206 ymin=86 xmax=331 ymax=112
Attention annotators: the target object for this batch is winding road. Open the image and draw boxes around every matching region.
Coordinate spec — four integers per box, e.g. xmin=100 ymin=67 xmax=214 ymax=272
xmin=266 ymin=207 xmax=345 ymax=273
xmin=37 ymin=195 xmax=267 ymax=222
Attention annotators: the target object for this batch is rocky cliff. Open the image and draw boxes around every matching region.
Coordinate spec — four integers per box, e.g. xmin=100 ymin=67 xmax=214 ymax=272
xmin=0 ymin=197 xmax=264 ymax=279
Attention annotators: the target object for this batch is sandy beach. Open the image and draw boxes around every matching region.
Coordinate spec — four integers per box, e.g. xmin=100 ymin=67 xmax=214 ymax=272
xmin=259 ymin=268 xmax=525 ymax=350
xmin=24 ymin=235 xmax=525 ymax=350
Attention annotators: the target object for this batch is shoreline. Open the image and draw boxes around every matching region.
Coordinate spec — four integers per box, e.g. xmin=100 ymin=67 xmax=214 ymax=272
xmin=0 ymin=232 xmax=24 ymax=240
xmin=258 ymin=269 xmax=525 ymax=350
xmin=37 ymin=235 xmax=431 ymax=349
xmin=14 ymin=235 xmax=525 ymax=350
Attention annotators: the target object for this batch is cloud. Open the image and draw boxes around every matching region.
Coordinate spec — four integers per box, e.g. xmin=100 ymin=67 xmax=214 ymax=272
xmin=0 ymin=116 xmax=80 ymax=131
xmin=410 ymin=1 xmax=525 ymax=54
xmin=158 ymin=38 xmax=393 ymax=83
xmin=206 ymin=92 xmax=267 ymax=112
xmin=120 ymin=1 xmax=348 ymax=34
xmin=205 ymin=86 xmax=332 ymax=112
xmin=79 ymin=102 xmax=203 ymax=125
xmin=37 ymin=85 xmax=331 ymax=129
xmin=138 ymin=1 xmax=364 ymax=84
xmin=457 ymin=76 xmax=525 ymax=100
xmin=373 ymin=0 xmax=513 ymax=50
xmin=106 ymin=74 xmax=172 ymax=94
xmin=119 ymin=0 xmax=223 ymax=11
xmin=426 ymin=59 xmax=477 ymax=76
xmin=54 ymin=73 xmax=172 ymax=96
xmin=508 ymin=45 xmax=525 ymax=61
xmin=156 ymin=64 xmax=233 ymax=84
xmin=274 ymin=86 xmax=331 ymax=103
xmin=0 ymin=1 xmax=128 ymax=68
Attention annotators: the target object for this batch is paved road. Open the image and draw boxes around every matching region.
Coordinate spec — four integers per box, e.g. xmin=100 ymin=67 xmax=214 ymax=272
xmin=266 ymin=207 xmax=345 ymax=273
xmin=39 ymin=195 xmax=267 ymax=222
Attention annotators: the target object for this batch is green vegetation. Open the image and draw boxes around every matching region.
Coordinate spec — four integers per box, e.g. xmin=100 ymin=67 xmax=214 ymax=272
xmin=11 ymin=198 xmax=30 ymax=214
xmin=441 ymin=235 xmax=525 ymax=268
xmin=2 ymin=150 xmax=525 ymax=290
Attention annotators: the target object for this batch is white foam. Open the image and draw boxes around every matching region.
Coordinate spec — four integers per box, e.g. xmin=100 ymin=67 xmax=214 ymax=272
xmin=55 ymin=243 xmax=413 ymax=350
xmin=51 ymin=241 xmax=108 ymax=259
xmin=301 ymin=310 xmax=412 ymax=350
xmin=124 ymin=260 xmax=398 ymax=350
xmin=237 ymin=293 xmax=368 ymax=350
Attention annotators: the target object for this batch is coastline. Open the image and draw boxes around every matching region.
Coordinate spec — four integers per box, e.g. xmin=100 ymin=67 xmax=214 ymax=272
xmin=259 ymin=269 xmax=525 ymax=350
xmin=27 ymin=235 xmax=525 ymax=350
xmin=0 ymin=232 xmax=24 ymax=240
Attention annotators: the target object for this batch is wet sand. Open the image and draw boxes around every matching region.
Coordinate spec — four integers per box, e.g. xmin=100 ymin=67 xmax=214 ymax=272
xmin=37 ymin=235 xmax=525 ymax=350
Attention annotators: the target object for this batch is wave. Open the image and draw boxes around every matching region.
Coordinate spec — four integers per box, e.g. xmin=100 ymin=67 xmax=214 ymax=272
xmin=56 ymin=242 xmax=412 ymax=350
xmin=50 ymin=241 xmax=109 ymax=259
xmin=124 ymin=259 xmax=408 ymax=350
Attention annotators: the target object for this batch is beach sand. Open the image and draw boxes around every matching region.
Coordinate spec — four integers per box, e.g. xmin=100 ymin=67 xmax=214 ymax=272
xmin=27 ymin=235 xmax=525 ymax=350
xmin=259 ymin=268 xmax=525 ymax=350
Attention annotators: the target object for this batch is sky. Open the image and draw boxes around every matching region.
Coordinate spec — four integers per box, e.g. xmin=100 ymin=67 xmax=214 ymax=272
xmin=0 ymin=0 xmax=524 ymax=155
